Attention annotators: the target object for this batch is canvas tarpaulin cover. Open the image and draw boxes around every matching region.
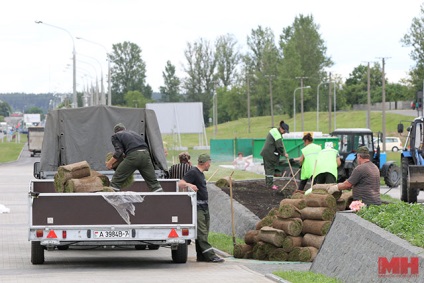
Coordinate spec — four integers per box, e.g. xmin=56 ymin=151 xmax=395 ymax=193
xmin=40 ymin=105 xmax=168 ymax=173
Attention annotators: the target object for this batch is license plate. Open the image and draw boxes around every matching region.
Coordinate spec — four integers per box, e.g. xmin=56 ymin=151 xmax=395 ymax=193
xmin=93 ymin=230 xmax=131 ymax=238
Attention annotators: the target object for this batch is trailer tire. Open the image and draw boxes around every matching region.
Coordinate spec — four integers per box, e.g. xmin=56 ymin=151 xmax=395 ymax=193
xmin=384 ymin=164 xmax=401 ymax=188
xmin=57 ymin=245 xmax=69 ymax=250
xmin=401 ymin=158 xmax=412 ymax=202
xmin=148 ymin=244 xmax=160 ymax=250
xmin=31 ymin=241 xmax=44 ymax=264
xmin=135 ymin=245 xmax=147 ymax=250
xmin=172 ymin=242 xmax=188 ymax=263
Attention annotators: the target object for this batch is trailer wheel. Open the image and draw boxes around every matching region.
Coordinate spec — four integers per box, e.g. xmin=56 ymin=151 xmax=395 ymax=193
xmin=384 ymin=164 xmax=401 ymax=188
xmin=31 ymin=241 xmax=44 ymax=264
xmin=401 ymin=158 xmax=412 ymax=202
xmin=57 ymin=245 xmax=69 ymax=250
xmin=135 ymin=245 xmax=147 ymax=250
xmin=172 ymin=242 xmax=188 ymax=263
xmin=148 ymin=244 xmax=160 ymax=250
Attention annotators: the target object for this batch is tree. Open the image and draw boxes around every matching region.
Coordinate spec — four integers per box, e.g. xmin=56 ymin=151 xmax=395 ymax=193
xmin=401 ymin=4 xmax=424 ymax=93
xmin=215 ymin=34 xmax=240 ymax=88
xmin=278 ymin=14 xmax=333 ymax=115
xmin=159 ymin=60 xmax=181 ymax=102
xmin=182 ymin=38 xmax=216 ymax=124
xmin=0 ymin=101 xmax=12 ymax=118
xmin=109 ymin=41 xmax=147 ymax=105
xmin=245 ymin=26 xmax=280 ymax=117
xmin=124 ymin=90 xmax=152 ymax=109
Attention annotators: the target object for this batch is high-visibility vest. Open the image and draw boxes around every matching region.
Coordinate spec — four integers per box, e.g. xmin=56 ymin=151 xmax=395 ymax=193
xmin=300 ymin=143 xmax=321 ymax=180
xmin=269 ymin=128 xmax=281 ymax=141
xmin=314 ymin=148 xmax=339 ymax=179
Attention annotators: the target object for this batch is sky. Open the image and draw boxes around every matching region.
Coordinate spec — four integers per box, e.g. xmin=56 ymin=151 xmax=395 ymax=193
xmin=1 ymin=0 xmax=423 ymax=94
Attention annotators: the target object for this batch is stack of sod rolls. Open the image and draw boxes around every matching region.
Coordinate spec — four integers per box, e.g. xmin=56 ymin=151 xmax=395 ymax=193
xmin=234 ymin=183 xmax=352 ymax=262
xmin=53 ymin=160 xmax=111 ymax=193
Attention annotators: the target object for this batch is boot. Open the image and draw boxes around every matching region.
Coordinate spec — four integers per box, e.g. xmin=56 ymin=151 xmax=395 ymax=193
xmin=265 ymin=175 xmax=274 ymax=188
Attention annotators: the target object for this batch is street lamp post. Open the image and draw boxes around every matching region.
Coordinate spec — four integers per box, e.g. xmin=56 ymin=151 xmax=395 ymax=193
xmin=265 ymin=75 xmax=275 ymax=127
xmin=76 ymin=37 xmax=111 ymax=105
xmin=316 ymin=81 xmax=337 ymax=132
xmin=35 ymin=21 xmax=77 ymax=108
xmin=293 ymin=86 xmax=311 ymax=132
xmin=79 ymin=54 xmax=104 ymax=105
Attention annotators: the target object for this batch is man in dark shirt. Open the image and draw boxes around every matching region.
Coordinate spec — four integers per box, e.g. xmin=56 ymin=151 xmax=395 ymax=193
xmin=329 ymin=146 xmax=381 ymax=205
xmin=178 ymin=153 xmax=224 ymax=263
xmin=105 ymin=123 xmax=162 ymax=192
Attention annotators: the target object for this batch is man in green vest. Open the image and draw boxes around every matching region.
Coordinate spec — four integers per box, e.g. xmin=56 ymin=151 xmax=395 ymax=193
xmin=260 ymin=120 xmax=290 ymax=188
xmin=314 ymin=142 xmax=341 ymax=184
xmin=298 ymin=133 xmax=322 ymax=191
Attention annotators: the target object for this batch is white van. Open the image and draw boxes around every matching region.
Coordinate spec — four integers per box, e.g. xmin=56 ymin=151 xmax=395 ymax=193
xmin=375 ymin=137 xmax=402 ymax=152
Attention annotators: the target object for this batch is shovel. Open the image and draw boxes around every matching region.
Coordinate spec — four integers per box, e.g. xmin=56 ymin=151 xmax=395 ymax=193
xmin=305 ymin=160 xmax=317 ymax=195
xmin=281 ymin=141 xmax=298 ymax=190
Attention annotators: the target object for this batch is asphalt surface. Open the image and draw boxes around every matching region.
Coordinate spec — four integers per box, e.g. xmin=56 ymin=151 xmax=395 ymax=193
xmin=0 ymin=145 xmax=306 ymax=283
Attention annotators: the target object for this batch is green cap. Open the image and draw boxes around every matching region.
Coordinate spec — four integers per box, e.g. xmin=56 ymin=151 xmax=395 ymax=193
xmin=198 ymin=153 xmax=211 ymax=163
xmin=357 ymin=146 xmax=369 ymax=154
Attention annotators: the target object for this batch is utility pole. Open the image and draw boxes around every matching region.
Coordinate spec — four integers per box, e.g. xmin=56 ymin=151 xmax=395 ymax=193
xmin=296 ymin=76 xmax=308 ymax=131
xmin=265 ymin=75 xmax=275 ymax=127
xmin=246 ymin=74 xmax=251 ymax=133
xmin=367 ymin=62 xmax=371 ymax=129
xmin=378 ymin=57 xmax=390 ymax=152
xmin=328 ymin=73 xmax=332 ymax=133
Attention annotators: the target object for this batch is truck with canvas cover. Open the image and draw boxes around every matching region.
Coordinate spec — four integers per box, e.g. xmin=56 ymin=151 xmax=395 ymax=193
xmin=397 ymin=117 xmax=424 ymax=203
xmin=27 ymin=126 xmax=44 ymax=157
xmin=29 ymin=105 xmax=196 ymax=264
xmin=330 ymin=128 xmax=401 ymax=188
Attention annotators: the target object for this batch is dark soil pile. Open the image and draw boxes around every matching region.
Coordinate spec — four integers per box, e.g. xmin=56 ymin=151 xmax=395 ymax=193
xmin=218 ymin=178 xmax=300 ymax=219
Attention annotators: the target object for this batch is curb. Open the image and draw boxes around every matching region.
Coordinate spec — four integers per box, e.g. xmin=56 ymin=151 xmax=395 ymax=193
xmin=265 ymin=274 xmax=292 ymax=283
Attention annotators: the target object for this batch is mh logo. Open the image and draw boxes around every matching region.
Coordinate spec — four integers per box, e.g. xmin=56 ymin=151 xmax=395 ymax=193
xmin=378 ymin=257 xmax=419 ymax=277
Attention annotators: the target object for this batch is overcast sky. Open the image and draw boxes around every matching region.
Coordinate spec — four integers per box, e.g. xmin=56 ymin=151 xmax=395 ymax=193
xmin=1 ymin=0 xmax=423 ymax=94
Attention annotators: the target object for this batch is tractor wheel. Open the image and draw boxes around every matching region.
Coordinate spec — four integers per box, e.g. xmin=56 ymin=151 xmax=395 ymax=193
xmin=384 ymin=164 xmax=401 ymax=188
xmin=401 ymin=158 xmax=412 ymax=202
xmin=407 ymin=187 xmax=419 ymax=203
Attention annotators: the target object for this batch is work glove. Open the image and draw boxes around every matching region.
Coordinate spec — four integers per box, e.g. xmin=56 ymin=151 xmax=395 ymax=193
xmin=328 ymin=185 xmax=339 ymax=194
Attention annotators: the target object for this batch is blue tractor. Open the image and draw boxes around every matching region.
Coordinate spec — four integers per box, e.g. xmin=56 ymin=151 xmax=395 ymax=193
xmin=398 ymin=117 xmax=424 ymax=203
xmin=330 ymin=128 xmax=401 ymax=188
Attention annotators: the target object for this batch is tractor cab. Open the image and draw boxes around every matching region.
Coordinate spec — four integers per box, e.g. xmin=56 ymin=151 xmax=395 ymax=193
xmin=330 ymin=128 xmax=399 ymax=188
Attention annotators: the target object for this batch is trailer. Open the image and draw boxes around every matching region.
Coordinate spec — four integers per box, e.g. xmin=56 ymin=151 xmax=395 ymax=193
xmin=28 ymin=105 xmax=196 ymax=264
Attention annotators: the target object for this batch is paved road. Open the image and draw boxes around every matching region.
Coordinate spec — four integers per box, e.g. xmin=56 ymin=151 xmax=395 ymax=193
xmin=0 ymin=146 xmax=282 ymax=283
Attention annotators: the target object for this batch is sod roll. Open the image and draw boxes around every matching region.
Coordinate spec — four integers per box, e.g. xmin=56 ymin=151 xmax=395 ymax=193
xmin=64 ymin=176 xmax=105 ymax=193
xmin=302 ymin=233 xmax=325 ymax=249
xmin=304 ymin=193 xmax=336 ymax=208
xmin=244 ymin=230 xmax=260 ymax=245
xmin=272 ymin=217 xmax=303 ymax=236
xmin=258 ymin=226 xmax=286 ymax=247
xmin=233 ymin=244 xmax=253 ymax=259
xmin=302 ymin=219 xmax=332 ymax=236
xmin=54 ymin=161 xmax=91 ymax=192
xmin=281 ymin=236 xmax=303 ymax=252
xmin=297 ymin=246 xmax=319 ymax=262
xmin=300 ymin=206 xmax=336 ymax=221
xmin=268 ymin=248 xmax=289 ymax=261
xmin=279 ymin=198 xmax=306 ymax=209
xmin=278 ymin=204 xmax=301 ymax=219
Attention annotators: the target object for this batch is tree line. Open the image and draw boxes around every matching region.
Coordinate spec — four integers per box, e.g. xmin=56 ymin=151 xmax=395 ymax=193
xmin=4 ymin=10 xmax=424 ymax=126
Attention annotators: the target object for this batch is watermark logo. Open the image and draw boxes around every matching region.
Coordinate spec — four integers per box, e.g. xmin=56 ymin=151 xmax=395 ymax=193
xmin=378 ymin=257 xmax=419 ymax=278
